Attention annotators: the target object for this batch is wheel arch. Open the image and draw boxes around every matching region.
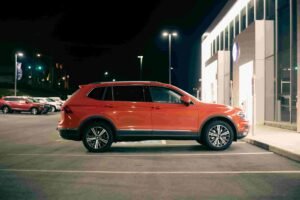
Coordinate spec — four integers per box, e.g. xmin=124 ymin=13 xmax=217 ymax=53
xmin=1 ymin=104 xmax=10 ymax=109
xmin=199 ymin=116 xmax=238 ymax=142
xmin=78 ymin=116 xmax=117 ymax=141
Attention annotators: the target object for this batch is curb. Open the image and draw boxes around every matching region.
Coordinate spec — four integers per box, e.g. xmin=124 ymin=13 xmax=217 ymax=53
xmin=243 ymin=138 xmax=300 ymax=163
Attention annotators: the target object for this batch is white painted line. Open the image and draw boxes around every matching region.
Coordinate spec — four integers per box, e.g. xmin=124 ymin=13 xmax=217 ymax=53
xmin=6 ymin=152 xmax=274 ymax=157
xmin=0 ymin=169 xmax=300 ymax=174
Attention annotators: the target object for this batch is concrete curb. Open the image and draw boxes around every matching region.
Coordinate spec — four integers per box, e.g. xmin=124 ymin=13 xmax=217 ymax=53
xmin=243 ymin=138 xmax=300 ymax=163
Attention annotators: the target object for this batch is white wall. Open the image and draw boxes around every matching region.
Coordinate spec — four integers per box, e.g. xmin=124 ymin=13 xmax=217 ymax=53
xmin=217 ymin=51 xmax=231 ymax=105
xmin=297 ymin=0 xmax=300 ymax=131
xmin=202 ymin=60 xmax=218 ymax=103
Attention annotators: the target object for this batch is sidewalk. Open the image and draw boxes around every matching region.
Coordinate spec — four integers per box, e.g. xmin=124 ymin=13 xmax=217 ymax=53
xmin=243 ymin=125 xmax=300 ymax=162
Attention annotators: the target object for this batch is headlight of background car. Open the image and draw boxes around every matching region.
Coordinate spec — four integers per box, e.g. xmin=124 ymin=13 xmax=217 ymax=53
xmin=237 ymin=111 xmax=246 ymax=119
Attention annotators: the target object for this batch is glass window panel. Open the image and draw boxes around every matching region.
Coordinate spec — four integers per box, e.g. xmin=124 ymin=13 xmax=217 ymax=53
xmin=256 ymin=0 xmax=264 ymax=20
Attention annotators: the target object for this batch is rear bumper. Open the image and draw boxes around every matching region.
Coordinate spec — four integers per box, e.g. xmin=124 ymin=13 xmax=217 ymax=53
xmin=57 ymin=128 xmax=80 ymax=141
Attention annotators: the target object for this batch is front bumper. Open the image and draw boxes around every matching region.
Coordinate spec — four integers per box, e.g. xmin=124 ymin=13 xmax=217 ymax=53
xmin=237 ymin=131 xmax=248 ymax=139
xmin=57 ymin=128 xmax=80 ymax=141
xmin=237 ymin=123 xmax=249 ymax=139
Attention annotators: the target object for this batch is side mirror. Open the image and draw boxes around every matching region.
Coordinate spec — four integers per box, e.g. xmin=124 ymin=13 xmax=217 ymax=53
xmin=180 ymin=95 xmax=192 ymax=106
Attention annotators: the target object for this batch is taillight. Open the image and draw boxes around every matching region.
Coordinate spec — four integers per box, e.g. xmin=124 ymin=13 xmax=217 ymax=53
xmin=62 ymin=106 xmax=72 ymax=114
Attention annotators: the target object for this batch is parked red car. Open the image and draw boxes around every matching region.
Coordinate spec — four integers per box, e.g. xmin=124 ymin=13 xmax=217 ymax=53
xmin=58 ymin=81 xmax=249 ymax=152
xmin=0 ymin=96 xmax=47 ymax=115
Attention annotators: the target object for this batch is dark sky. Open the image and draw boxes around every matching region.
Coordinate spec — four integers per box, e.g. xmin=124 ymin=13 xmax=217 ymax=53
xmin=0 ymin=0 xmax=227 ymax=93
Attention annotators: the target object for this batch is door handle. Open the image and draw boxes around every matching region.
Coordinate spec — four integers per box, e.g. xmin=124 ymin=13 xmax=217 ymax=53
xmin=151 ymin=106 xmax=160 ymax=110
xmin=104 ymin=104 xmax=113 ymax=108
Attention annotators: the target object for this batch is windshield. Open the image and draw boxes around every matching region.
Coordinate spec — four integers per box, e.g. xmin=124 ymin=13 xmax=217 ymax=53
xmin=27 ymin=98 xmax=38 ymax=103
xmin=47 ymin=98 xmax=55 ymax=102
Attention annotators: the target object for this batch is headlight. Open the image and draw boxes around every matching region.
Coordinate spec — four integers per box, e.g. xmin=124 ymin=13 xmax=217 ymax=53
xmin=237 ymin=111 xmax=246 ymax=119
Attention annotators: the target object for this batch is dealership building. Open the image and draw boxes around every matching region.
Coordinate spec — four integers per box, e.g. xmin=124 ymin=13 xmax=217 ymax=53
xmin=201 ymin=0 xmax=300 ymax=131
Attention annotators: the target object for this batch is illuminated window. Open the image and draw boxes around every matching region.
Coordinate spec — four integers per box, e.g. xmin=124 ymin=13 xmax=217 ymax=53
xmin=241 ymin=7 xmax=246 ymax=31
xmin=256 ymin=0 xmax=264 ymax=20
xmin=248 ymin=0 xmax=254 ymax=25
xmin=235 ymin=15 xmax=239 ymax=36
xmin=230 ymin=20 xmax=234 ymax=48
xmin=220 ymin=31 xmax=224 ymax=50
xmin=266 ymin=0 xmax=275 ymax=20
xmin=217 ymin=35 xmax=220 ymax=51
xmin=225 ymin=27 xmax=229 ymax=50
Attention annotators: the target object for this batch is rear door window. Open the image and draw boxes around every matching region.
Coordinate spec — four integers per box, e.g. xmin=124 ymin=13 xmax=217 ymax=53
xmin=103 ymin=87 xmax=113 ymax=101
xmin=113 ymin=86 xmax=145 ymax=102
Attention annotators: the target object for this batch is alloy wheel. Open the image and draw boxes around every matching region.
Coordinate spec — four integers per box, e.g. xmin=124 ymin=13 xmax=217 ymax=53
xmin=208 ymin=124 xmax=231 ymax=148
xmin=86 ymin=126 xmax=110 ymax=150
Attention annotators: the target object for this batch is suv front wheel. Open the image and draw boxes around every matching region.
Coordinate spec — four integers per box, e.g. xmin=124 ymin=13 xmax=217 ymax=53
xmin=82 ymin=122 xmax=113 ymax=152
xmin=203 ymin=120 xmax=233 ymax=151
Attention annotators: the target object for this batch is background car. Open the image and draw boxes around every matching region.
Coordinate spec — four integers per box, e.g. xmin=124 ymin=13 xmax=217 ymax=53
xmin=0 ymin=96 xmax=46 ymax=115
xmin=49 ymin=97 xmax=65 ymax=105
xmin=34 ymin=97 xmax=62 ymax=112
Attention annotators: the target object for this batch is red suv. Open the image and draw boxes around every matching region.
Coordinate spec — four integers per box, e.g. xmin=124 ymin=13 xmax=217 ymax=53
xmin=58 ymin=81 xmax=249 ymax=152
xmin=1 ymin=96 xmax=46 ymax=115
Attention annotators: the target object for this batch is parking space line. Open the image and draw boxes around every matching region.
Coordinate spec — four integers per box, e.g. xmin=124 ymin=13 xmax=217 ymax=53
xmin=6 ymin=152 xmax=274 ymax=157
xmin=0 ymin=169 xmax=300 ymax=174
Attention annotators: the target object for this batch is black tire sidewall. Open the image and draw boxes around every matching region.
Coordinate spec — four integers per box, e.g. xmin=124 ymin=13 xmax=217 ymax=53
xmin=204 ymin=120 xmax=233 ymax=151
xmin=82 ymin=122 xmax=113 ymax=152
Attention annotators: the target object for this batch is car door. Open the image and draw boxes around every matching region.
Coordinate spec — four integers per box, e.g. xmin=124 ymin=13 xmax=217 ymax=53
xmin=149 ymin=86 xmax=199 ymax=136
xmin=13 ymin=97 xmax=24 ymax=110
xmin=108 ymin=85 xmax=152 ymax=136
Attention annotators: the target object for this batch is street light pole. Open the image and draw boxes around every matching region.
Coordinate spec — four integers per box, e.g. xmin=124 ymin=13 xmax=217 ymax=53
xmin=162 ymin=31 xmax=177 ymax=84
xmin=168 ymin=34 xmax=171 ymax=84
xmin=14 ymin=52 xmax=23 ymax=96
xmin=137 ymin=56 xmax=143 ymax=80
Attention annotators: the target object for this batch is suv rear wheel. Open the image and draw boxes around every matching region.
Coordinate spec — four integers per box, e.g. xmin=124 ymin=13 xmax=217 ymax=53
xmin=203 ymin=120 xmax=233 ymax=151
xmin=82 ymin=122 xmax=113 ymax=152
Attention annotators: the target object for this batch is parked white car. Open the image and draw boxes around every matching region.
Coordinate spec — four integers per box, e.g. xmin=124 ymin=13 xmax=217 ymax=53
xmin=34 ymin=97 xmax=62 ymax=112
xmin=49 ymin=97 xmax=65 ymax=105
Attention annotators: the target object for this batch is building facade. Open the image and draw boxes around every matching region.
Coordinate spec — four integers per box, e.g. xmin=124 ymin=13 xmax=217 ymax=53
xmin=201 ymin=0 xmax=299 ymax=130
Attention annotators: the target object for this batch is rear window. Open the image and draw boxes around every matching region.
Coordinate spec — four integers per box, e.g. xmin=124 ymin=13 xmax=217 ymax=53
xmin=88 ymin=87 xmax=105 ymax=100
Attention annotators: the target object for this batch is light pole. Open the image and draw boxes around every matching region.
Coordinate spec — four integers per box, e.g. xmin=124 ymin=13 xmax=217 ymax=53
xmin=137 ymin=55 xmax=143 ymax=80
xmin=162 ymin=31 xmax=177 ymax=84
xmin=14 ymin=52 xmax=24 ymax=96
xmin=104 ymin=71 xmax=109 ymax=81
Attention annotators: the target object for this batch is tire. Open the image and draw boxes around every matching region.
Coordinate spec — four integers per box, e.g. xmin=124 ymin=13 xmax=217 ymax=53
xmin=2 ymin=106 xmax=10 ymax=114
xmin=82 ymin=122 xmax=113 ymax=152
xmin=50 ymin=106 xmax=56 ymax=112
xmin=31 ymin=107 xmax=38 ymax=115
xmin=203 ymin=120 xmax=233 ymax=151
xmin=196 ymin=139 xmax=206 ymax=146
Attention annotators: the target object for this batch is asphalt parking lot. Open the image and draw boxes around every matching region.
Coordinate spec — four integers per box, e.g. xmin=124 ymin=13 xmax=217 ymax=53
xmin=0 ymin=112 xmax=300 ymax=200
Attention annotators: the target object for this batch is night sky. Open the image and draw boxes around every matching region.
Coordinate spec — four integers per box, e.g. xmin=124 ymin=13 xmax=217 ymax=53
xmin=0 ymin=0 xmax=227 ymax=93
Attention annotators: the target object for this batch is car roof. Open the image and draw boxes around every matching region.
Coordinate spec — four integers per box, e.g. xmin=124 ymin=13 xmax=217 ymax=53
xmin=4 ymin=96 xmax=30 ymax=98
xmin=83 ymin=81 xmax=169 ymax=88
